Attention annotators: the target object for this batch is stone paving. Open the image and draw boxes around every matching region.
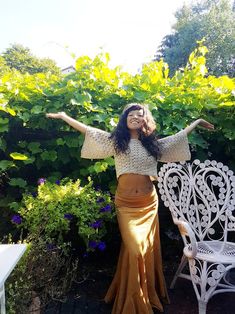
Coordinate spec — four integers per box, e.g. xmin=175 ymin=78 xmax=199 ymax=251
xmin=44 ymin=266 xmax=235 ymax=314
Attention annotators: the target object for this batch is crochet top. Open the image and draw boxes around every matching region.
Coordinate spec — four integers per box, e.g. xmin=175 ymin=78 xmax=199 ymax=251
xmin=81 ymin=126 xmax=191 ymax=180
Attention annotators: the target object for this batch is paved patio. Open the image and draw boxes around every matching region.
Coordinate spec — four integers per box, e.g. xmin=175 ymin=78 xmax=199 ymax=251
xmin=44 ymin=265 xmax=235 ymax=314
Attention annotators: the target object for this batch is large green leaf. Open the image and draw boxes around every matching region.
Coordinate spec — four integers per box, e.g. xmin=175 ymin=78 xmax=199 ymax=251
xmin=0 ymin=105 xmax=16 ymax=116
xmin=28 ymin=142 xmax=42 ymax=154
xmin=0 ymin=137 xmax=7 ymax=151
xmin=10 ymin=152 xmax=28 ymax=160
xmin=0 ymin=160 xmax=14 ymax=171
xmin=64 ymin=136 xmax=80 ymax=148
xmin=31 ymin=105 xmax=43 ymax=114
xmin=9 ymin=178 xmax=27 ymax=188
xmin=41 ymin=150 xmax=57 ymax=161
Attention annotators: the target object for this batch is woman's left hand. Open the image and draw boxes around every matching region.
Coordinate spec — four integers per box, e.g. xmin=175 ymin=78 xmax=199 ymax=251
xmin=184 ymin=119 xmax=214 ymax=135
xmin=197 ymin=119 xmax=214 ymax=130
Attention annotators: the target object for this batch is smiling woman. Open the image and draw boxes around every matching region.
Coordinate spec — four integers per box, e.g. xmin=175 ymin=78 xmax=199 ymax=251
xmin=46 ymin=103 xmax=214 ymax=313
xmin=127 ymin=109 xmax=145 ymax=131
xmin=126 ymin=108 xmax=155 ymax=138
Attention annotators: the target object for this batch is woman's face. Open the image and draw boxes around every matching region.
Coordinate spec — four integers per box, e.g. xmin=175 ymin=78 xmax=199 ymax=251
xmin=126 ymin=109 xmax=145 ymax=131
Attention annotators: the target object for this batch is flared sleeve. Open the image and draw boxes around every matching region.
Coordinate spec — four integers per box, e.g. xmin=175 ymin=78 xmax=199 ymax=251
xmin=81 ymin=126 xmax=115 ymax=159
xmin=157 ymin=129 xmax=191 ymax=162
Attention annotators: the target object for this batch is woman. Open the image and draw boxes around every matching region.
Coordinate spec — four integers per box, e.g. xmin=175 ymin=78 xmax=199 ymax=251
xmin=46 ymin=103 xmax=214 ymax=313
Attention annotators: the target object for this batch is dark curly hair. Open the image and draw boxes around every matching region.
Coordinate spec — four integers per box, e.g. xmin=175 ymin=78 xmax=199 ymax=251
xmin=110 ymin=103 xmax=160 ymax=159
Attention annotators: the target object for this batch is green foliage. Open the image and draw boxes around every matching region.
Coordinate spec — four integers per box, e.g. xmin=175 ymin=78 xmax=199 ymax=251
xmin=16 ymin=178 xmax=115 ymax=251
xmin=0 ymin=44 xmax=234 ymax=210
xmin=5 ymin=239 xmax=78 ymax=314
xmin=0 ymin=41 xmax=234 ymax=313
xmin=1 ymin=44 xmax=61 ymax=75
xmin=155 ymin=0 xmax=235 ymax=77
xmin=10 ymin=152 xmax=28 ymax=160
xmin=4 ymin=178 xmax=115 ymax=313
xmin=0 ymin=56 xmax=10 ymax=74
xmin=9 ymin=178 xmax=27 ymax=188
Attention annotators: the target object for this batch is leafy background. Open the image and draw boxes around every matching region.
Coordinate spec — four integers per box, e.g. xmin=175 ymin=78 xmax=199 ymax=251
xmin=1 ymin=44 xmax=234 ymax=205
xmin=1 ymin=1 xmax=234 ymax=311
xmin=0 ymin=38 xmax=234 ymax=314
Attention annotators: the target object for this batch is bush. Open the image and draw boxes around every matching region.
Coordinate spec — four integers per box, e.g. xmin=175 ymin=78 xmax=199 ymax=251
xmin=5 ymin=178 xmax=116 ymax=313
xmin=6 ymin=238 xmax=78 ymax=314
xmin=0 ymin=44 xmax=234 ymax=210
xmin=12 ymin=178 xmax=115 ymax=253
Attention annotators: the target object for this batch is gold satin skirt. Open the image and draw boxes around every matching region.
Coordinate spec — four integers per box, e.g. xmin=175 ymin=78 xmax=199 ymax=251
xmin=104 ymin=175 xmax=170 ymax=313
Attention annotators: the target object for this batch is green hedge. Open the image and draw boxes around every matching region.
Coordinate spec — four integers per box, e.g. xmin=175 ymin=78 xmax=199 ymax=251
xmin=0 ymin=44 xmax=234 ymax=209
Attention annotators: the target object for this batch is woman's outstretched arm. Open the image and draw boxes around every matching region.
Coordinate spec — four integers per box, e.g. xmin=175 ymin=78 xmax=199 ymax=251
xmin=46 ymin=111 xmax=115 ymax=159
xmin=46 ymin=112 xmax=87 ymax=134
xmin=157 ymin=119 xmax=214 ymax=162
xmin=184 ymin=119 xmax=214 ymax=135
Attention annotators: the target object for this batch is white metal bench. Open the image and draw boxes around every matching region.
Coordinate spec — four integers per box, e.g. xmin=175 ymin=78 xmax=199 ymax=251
xmin=158 ymin=159 xmax=235 ymax=314
xmin=0 ymin=244 xmax=27 ymax=314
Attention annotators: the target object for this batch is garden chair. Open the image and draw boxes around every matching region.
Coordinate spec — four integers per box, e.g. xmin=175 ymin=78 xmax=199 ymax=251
xmin=0 ymin=244 xmax=27 ymax=314
xmin=157 ymin=159 xmax=235 ymax=314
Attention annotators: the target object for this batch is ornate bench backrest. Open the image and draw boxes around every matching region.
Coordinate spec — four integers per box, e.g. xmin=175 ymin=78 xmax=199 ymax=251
xmin=158 ymin=160 xmax=235 ymax=242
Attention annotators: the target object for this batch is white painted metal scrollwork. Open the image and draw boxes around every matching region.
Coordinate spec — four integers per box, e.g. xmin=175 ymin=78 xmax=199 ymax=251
xmin=158 ymin=160 xmax=235 ymax=314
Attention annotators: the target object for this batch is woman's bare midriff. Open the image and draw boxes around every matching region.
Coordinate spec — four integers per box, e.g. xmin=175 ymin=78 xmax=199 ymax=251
xmin=117 ymin=173 xmax=154 ymax=196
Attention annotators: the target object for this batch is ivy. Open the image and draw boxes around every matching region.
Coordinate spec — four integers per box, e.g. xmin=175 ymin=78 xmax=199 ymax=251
xmin=0 ymin=45 xmax=234 ymax=205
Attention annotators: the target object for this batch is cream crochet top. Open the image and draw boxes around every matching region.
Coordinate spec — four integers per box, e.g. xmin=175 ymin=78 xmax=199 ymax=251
xmin=81 ymin=126 xmax=191 ymax=180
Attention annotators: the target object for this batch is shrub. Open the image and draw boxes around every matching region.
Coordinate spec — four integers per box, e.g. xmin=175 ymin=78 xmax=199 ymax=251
xmin=13 ymin=178 xmax=115 ymax=253
xmin=0 ymin=44 xmax=234 ymax=210
xmin=6 ymin=238 xmax=78 ymax=314
xmin=6 ymin=178 xmax=116 ymax=313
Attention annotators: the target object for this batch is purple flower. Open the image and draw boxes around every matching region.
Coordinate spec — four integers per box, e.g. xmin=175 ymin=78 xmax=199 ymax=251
xmin=37 ymin=178 xmax=46 ymax=185
xmin=83 ymin=252 xmax=88 ymax=258
xmin=97 ymin=241 xmax=106 ymax=251
xmin=55 ymin=180 xmax=60 ymax=185
xmin=88 ymin=240 xmax=97 ymax=249
xmin=96 ymin=197 xmax=105 ymax=203
xmin=31 ymin=192 xmax=38 ymax=198
xmin=64 ymin=213 xmax=73 ymax=220
xmin=90 ymin=220 xmax=102 ymax=229
xmin=11 ymin=214 xmax=22 ymax=225
xmin=100 ymin=204 xmax=112 ymax=212
xmin=94 ymin=185 xmax=101 ymax=191
xmin=46 ymin=243 xmax=56 ymax=251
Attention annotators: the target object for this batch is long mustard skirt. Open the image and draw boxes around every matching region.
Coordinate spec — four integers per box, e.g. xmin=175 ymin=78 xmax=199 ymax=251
xmin=104 ymin=175 xmax=170 ymax=313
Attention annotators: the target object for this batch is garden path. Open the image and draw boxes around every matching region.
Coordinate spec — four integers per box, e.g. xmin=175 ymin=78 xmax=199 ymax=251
xmin=44 ymin=262 xmax=235 ymax=314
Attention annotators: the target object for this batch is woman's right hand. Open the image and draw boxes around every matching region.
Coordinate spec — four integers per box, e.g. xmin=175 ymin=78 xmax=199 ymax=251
xmin=45 ymin=112 xmax=87 ymax=133
xmin=46 ymin=112 xmax=67 ymax=119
